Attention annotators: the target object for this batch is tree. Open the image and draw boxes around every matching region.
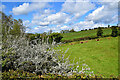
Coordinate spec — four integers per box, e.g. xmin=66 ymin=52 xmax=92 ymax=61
xmin=60 ymin=30 xmax=64 ymax=33
xmin=108 ymin=25 xmax=110 ymax=28
xmin=111 ymin=26 xmax=118 ymax=37
xmin=1 ymin=11 xmax=26 ymax=49
xmin=97 ymin=27 xmax=103 ymax=37
xmin=48 ymin=30 xmax=52 ymax=35
xmin=118 ymin=27 xmax=120 ymax=36
xmin=1 ymin=11 xmax=25 ymax=37
xmin=70 ymin=29 xmax=75 ymax=32
xmin=49 ymin=33 xmax=63 ymax=43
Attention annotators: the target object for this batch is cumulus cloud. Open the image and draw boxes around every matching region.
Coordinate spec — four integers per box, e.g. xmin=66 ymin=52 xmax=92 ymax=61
xmin=30 ymin=26 xmax=52 ymax=33
xmin=60 ymin=25 xmax=70 ymax=30
xmin=72 ymin=21 xmax=108 ymax=31
xmin=12 ymin=2 xmax=48 ymax=15
xmin=22 ymin=1 xmax=118 ymax=33
xmin=44 ymin=12 xmax=71 ymax=24
xmin=61 ymin=0 xmax=95 ymax=19
xmin=32 ymin=11 xmax=71 ymax=27
xmin=86 ymin=2 xmax=118 ymax=24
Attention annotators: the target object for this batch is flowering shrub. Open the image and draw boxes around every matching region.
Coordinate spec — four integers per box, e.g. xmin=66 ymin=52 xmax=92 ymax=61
xmin=2 ymin=34 xmax=93 ymax=77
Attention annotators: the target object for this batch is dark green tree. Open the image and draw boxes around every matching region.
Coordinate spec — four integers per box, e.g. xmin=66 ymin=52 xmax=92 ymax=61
xmin=49 ymin=33 xmax=63 ymax=43
xmin=118 ymin=27 xmax=120 ymax=36
xmin=70 ymin=29 xmax=75 ymax=32
xmin=97 ymin=27 xmax=103 ymax=37
xmin=108 ymin=25 xmax=110 ymax=28
xmin=111 ymin=26 xmax=118 ymax=37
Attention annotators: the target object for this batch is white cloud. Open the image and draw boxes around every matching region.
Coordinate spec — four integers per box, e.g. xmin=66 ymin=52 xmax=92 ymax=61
xmin=60 ymin=25 xmax=69 ymax=30
xmin=23 ymin=1 xmax=118 ymax=33
xmin=12 ymin=2 xmax=48 ymax=15
xmin=73 ymin=21 xmax=108 ymax=31
xmin=44 ymin=12 xmax=71 ymax=24
xmin=39 ymin=22 xmax=50 ymax=26
xmin=86 ymin=2 xmax=118 ymax=24
xmin=61 ymin=1 xmax=95 ymax=19
xmin=32 ymin=20 xmax=50 ymax=26
xmin=28 ymin=26 xmax=49 ymax=33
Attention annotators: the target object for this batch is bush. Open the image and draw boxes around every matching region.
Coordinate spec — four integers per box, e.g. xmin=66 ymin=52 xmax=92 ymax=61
xmin=49 ymin=33 xmax=63 ymax=43
xmin=111 ymin=26 xmax=118 ymax=37
xmin=2 ymin=34 xmax=93 ymax=77
xmin=118 ymin=27 xmax=120 ymax=36
xmin=97 ymin=27 xmax=103 ymax=37
xmin=2 ymin=48 xmax=20 ymax=72
xmin=70 ymin=29 xmax=75 ymax=32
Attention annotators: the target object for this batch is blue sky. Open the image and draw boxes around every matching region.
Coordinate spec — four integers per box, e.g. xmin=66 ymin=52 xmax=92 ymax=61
xmin=1 ymin=0 xmax=118 ymax=33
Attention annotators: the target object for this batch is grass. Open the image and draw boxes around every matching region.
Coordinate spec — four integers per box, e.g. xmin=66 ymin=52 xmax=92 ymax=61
xmin=55 ymin=37 xmax=118 ymax=78
xmin=62 ymin=28 xmax=112 ymax=41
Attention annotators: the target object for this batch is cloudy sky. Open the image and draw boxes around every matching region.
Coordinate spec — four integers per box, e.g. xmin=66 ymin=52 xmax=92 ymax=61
xmin=1 ymin=0 xmax=119 ymax=33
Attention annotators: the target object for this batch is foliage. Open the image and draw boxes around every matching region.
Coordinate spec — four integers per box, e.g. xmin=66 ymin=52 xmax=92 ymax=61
xmin=111 ymin=26 xmax=118 ymax=37
xmin=1 ymin=11 xmax=25 ymax=48
xmin=70 ymin=29 xmax=75 ymax=32
xmin=108 ymin=25 xmax=110 ymax=28
xmin=49 ymin=33 xmax=63 ymax=43
xmin=2 ymin=48 xmax=20 ymax=71
xmin=2 ymin=70 xmax=119 ymax=79
xmin=2 ymin=32 xmax=93 ymax=77
xmin=97 ymin=27 xmax=103 ymax=37
xmin=118 ymin=27 xmax=120 ymax=36
xmin=60 ymin=30 xmax=70 ymax=33
xmin=2 ymin=69 xmax=39 ymax=78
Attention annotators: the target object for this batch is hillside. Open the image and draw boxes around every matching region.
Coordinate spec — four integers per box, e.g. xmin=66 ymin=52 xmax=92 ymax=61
xmin=55 ymin=37 xmax=118 ymax=77
xmin=62 ymin=28 xmax=112 ymax=41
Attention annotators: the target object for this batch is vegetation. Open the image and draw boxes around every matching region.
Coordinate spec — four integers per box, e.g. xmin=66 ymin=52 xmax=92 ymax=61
xmin=2 ymin=69 xmax=119 ymax=79
xmin=70 ymin=29 xmax=75 ymax=32
xmin=97 ymin=27 xmax=103 ymax=37
xmin=49 ymin=33 xmax=63 ymax=43
xmin=61 ymin=28 xmax=112 ymax=41
xmin=111 ymin=26 xmax=118 ymax=37
xmin=61 ymin=26 xmax=119 ymax=43
xmin=1 ymin=11 xmax=119 ymax=79
xmin=1 ymin=11 xmax=92 ymax=79
xmin=55 ymin=37 xmax=118 ymax=77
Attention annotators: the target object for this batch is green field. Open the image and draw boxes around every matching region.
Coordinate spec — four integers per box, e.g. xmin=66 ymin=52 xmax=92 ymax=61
xmin=62 ymin=28 xmax=112 ymax=40
xmin=56 ymin=37 xmax=118 ymax=77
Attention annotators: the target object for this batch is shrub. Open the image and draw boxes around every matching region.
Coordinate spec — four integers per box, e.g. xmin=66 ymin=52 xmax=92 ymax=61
xmin=97 ymin=27 xmax=103 ymax=37
xmin=49 ymin=33 xmax=63 ymax=43
xmin=2 ymin=34 xmax=93 ymax=77
xmin=70 ymin=29 xmax=75 ymax=32
xmin=111 ymin=26 xmax=118 ymax=37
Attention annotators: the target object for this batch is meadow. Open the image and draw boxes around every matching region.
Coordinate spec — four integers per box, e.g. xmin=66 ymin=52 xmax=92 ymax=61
xmin=62 ymin=28 xmax=112 ymax=41
xmin=55 ymin=37 xmax=118 ymax=78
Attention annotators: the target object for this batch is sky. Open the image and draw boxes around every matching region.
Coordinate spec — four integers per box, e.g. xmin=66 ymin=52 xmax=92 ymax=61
xmin=0 ymin=0 xmax=119 ymax=33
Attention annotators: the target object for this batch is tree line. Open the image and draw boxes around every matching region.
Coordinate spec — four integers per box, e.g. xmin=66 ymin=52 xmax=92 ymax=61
xmin=97 ymin=26 xmax=120 ymax=37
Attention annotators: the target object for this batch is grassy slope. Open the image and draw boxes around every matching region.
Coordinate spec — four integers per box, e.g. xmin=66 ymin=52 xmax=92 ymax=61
xmin=62 ymin=28 xmax=112 ymax=40
xmin=56 ymin=37 xmax=118 ymax=77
